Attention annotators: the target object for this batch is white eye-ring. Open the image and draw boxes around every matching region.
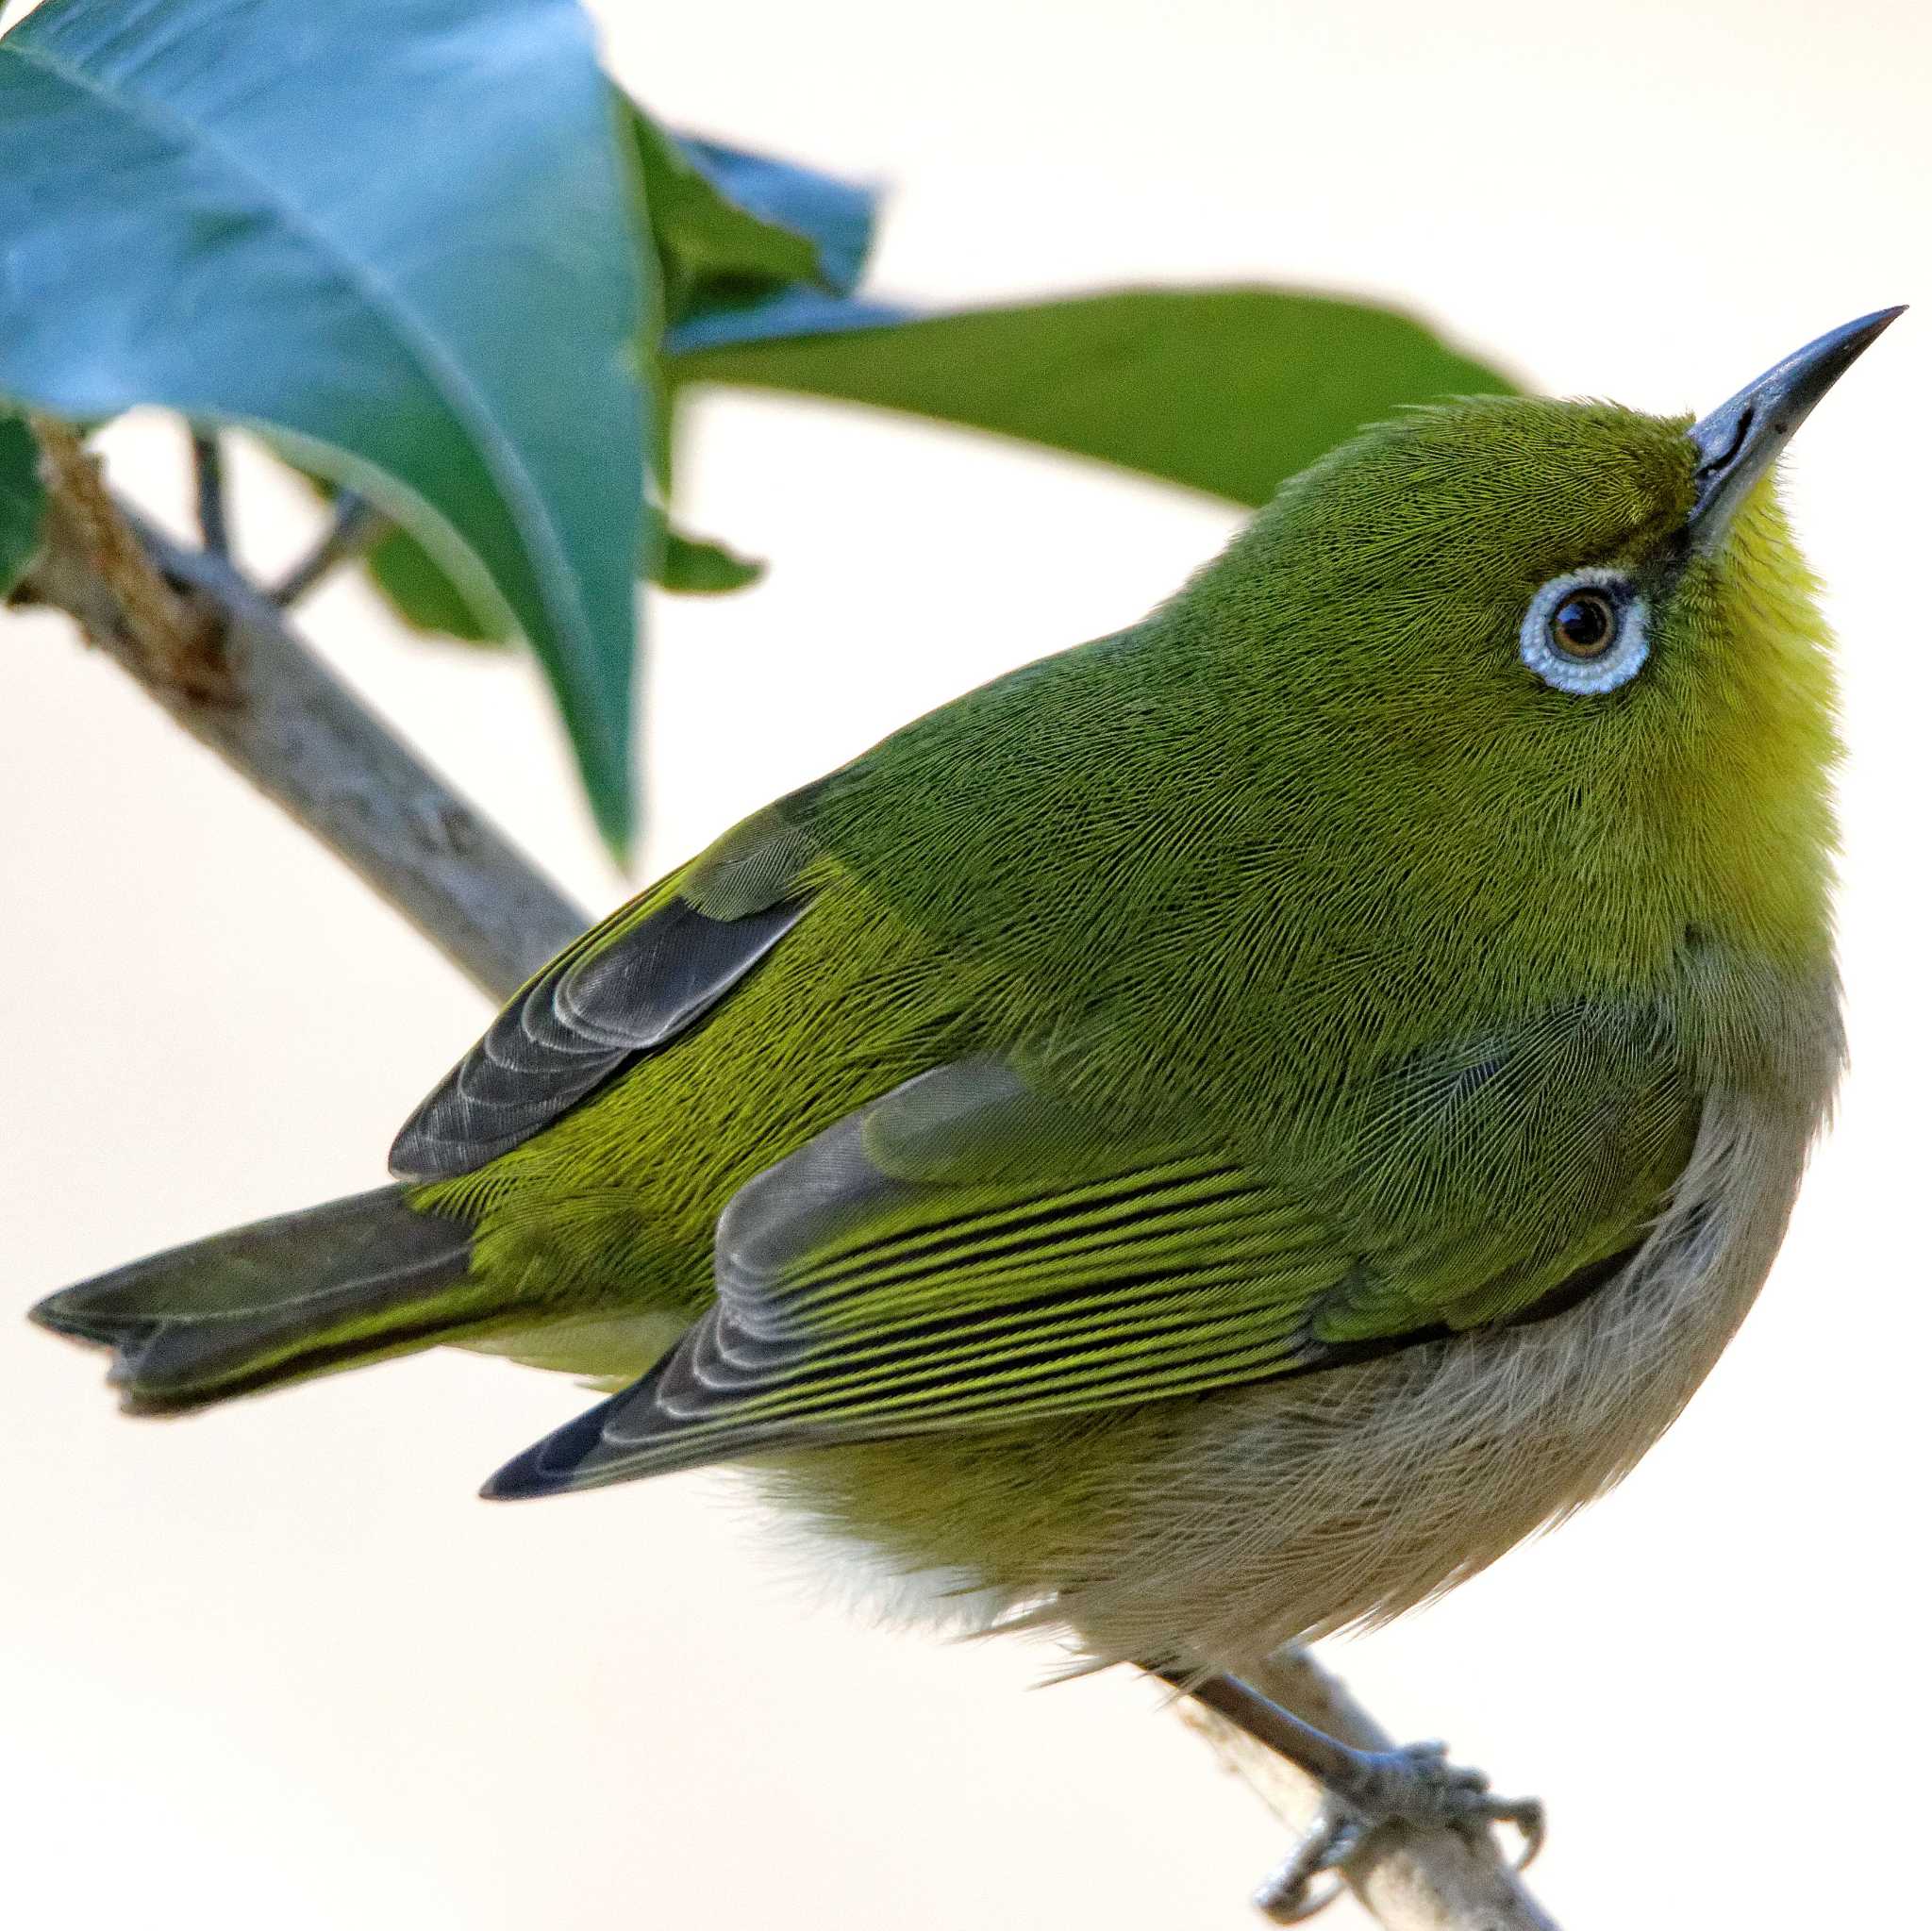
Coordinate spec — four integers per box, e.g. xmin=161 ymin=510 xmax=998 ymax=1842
xmin=1519 ymin=569 xmax=1649 ymax=695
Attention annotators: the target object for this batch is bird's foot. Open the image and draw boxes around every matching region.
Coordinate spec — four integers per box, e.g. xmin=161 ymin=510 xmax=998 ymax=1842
xmin=1253 ymin=1740 xmax=1544 ymax=1923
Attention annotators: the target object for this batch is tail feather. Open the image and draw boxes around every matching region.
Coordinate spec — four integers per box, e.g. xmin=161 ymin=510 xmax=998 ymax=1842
xmin=30 ymin=1186 xmax=487 ymax=1413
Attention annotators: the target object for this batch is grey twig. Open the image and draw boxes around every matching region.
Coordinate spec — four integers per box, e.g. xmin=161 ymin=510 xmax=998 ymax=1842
xmin=20 ymin=420 xmax=584 ymax=1002
xmin=15 ymin=418 xmax=1557 ymax=1930
xmin=272 ymin=491 xmax=386 ymax=607
xmin=1179 ymin=1646 xmax=1561 ymax=1930
xmin=191 ymin=429 xmax=230 ymax=559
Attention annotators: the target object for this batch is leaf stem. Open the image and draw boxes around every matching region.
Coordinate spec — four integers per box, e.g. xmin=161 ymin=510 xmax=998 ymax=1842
xmin=272 ymin=491 xmax=387 ymax=607
xmin=21 ymin=423 xmax=585 ymax=1000
xmin=191 ymin=429 xmax=230 ymax=558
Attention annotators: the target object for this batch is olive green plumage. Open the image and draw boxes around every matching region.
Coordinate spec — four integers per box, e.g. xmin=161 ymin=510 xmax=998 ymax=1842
xmin=35 ymin=323 xmax=1882 ymax=1672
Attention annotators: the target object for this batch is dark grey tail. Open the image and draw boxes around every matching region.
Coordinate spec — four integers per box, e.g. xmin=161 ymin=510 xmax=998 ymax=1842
xmin=30 ymin=1186 xmax=489 ymax=1414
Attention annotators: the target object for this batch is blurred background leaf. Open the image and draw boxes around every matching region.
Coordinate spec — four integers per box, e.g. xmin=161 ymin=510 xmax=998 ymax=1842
xmin=367 ymin=522 xmax=517 ymax=647
xmin=670 ymin=135 xmax=876 ymax=304
xmin=0 ymin=0 xmax=646 ymax=847
xmin=0 ymin=3 xmax=1517 ymax=848
xmin=0 ymin=412 xmax=43 ymax=594
xmin=627 ymin=108 xmax=876 ymax=325
xmin=666 ymin=286 xmax=1518 ymax=508
xmin=352 ymin=107 xmax=858 ymax=647
xmin=655 ymin=525 xmax=766 ymax=594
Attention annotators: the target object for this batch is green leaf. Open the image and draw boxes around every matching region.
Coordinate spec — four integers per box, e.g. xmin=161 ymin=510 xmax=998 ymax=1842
xmin=618 ymin=110 xmax=858 ymax=607
xmin=0 ymin=411 xmax=43 ymax=593
xmin=626 ymin=105 xmax=875 ymax=330
xmin=0 ymin=0 xmax=647 ymax=848
xmin=667 ymin=287 xmax=1518 ymax=508
xmin=675 ymin=135 xmax=875 ymax=301
xmin=629 ymin=110 xmax=817 ymax=317
xmin=654 ymin=526 xmax=765 ymax=595
xmin=291 ymin=466 xmax=511 ymax=643
xmin=369 ymin=524 xmax=515 ymax=645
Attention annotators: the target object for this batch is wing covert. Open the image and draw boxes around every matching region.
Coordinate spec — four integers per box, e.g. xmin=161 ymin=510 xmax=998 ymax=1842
xmin=481 ymin=1000 xmax=1700 ymax=1498
xmin=483 ymin=1057 xmax=1403 ymax=1495
xmin=391 ymin=800 xmax=820 ymax=1181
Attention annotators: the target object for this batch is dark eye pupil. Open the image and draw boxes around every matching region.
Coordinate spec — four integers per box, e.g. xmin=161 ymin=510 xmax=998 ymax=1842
xmin=1552 ymin=591 xmax=1615 ymax=656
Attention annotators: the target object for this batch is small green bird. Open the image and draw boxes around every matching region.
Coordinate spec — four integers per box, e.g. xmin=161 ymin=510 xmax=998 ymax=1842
xmin=32 ymin=310 xmax=1899 ymax=1905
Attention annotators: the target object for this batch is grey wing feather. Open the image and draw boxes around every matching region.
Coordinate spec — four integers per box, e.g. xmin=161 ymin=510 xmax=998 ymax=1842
xmin=389 ymin=894 xmax=807 ymax=1181
xmin=30 ymin=1186 xmax=474 ymax=1412
xmin=389 ymin=794 xmax=824 ymax=1182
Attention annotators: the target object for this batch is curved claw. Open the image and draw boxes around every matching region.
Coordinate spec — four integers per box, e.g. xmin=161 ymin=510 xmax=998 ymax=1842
xmin=1163 ymin=1673 xmax=1546 ymax=1918
xmin=1257 ymin=1870 xmax=1344 ymax=1924
xmin=1252 ymin=1791 xmax=1366 ymax=1923
xmin=1498 ymin=1795 xmax=1547 ymax=1871
xmin=1249 ymin=1743 xmax=1546 ymax=1921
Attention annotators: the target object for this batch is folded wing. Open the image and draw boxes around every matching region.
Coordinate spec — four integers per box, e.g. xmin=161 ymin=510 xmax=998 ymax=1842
xmin=483 ymin=1024 xmax=1690 ymax=1498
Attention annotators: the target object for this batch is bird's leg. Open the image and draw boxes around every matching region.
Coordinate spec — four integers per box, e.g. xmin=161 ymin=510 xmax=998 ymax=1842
xmin=1150 ymin=1664 xmax=1544 ymax=1923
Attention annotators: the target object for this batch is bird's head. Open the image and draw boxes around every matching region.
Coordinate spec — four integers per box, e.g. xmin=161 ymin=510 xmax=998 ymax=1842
xmin=1174 ymin=309 xmax=1902 ymax=988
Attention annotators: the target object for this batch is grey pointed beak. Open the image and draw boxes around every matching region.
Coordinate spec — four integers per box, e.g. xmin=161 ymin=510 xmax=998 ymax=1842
xmin=1685 ymin=306 xmax=1905 ymax=553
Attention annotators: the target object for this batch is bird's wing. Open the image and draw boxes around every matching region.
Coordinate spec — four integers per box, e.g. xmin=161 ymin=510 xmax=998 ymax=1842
xmin=486 ymin=1015 xmax=1695 ymax=1496
xmin=390 ymin=795 xmax=823 ymax=1180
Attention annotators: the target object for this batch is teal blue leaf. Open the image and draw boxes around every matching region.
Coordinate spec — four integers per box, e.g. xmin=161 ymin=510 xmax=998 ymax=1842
xmin=0 ymin=411 xmax=43 ymax=593
xmin=667 ymin=287 xmax=1517 ymax=508
xmin=0 ymin=0 xmax=647 ymax=848
xmin=669 ymin=290 xmax=909 ymax=357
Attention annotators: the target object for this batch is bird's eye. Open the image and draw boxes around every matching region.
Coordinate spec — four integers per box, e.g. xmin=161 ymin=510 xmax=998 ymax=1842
xmin=1549 ymin=591 xmax=1616 ymax=658
xmin=1520 ymin=570 xmax=1648 ymax=695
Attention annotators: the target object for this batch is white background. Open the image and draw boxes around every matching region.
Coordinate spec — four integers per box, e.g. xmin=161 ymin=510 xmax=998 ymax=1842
xmin=4 ymin=2 xmax=1928 ymax=1925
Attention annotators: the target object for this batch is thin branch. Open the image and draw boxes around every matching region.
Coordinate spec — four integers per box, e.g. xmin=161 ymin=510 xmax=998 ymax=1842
xmin=20 ymin=421 xmax=584 ymax=1001
xmin=1180 ymin=1647 xmax=1560 ymax=1930
xmin=191 ymin=429 xmax=230 ymax=558
xmin=31 ymin=419 xmax=231 ymax=701
xmin=15 ymin=420 xmax=1559 ymax=1928
xmin=273 ymin=491 xmax=386 ymax=607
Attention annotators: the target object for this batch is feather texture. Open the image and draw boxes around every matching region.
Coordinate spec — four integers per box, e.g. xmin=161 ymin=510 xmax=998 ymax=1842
xmin=431 ymin=398 xmax=1842 ymax=1658
xmin=32 ymin=1187 xmax=480 ymax=1412
xmin=483 ymin=999 xmax=1694 ymax=1491
xmin=391 ymin=801 xmax=820 ymax=1179
xmin=37 ymin=390 xmax=1850 ymax=1669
